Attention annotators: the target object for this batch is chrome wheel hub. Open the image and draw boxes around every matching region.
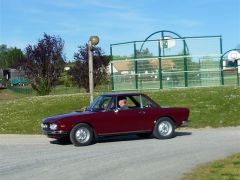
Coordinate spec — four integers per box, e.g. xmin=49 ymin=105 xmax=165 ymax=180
xmin=75 ymin=127 xmax=90 ymax=143
xmin=158 ymin=121 xmax=172 ymax=136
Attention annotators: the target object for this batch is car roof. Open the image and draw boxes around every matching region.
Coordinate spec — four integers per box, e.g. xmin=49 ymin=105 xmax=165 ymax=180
xmin=101 ymin=92 xmax=160 ymax=107
xmin=102 ymin=92 xmax=145 ymax=97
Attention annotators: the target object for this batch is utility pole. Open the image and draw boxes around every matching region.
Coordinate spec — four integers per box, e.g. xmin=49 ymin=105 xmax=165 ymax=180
xmin=88 ymin=36 xmax=99 ymax=103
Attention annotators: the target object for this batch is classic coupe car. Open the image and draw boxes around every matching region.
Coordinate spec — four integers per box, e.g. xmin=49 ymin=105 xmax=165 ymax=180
xmin=41 ymin=93 xmax=189 ymax=146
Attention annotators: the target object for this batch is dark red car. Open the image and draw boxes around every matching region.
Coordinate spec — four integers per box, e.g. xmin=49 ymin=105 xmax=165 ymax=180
xmin=41 ymin=93 xmax=189 ymax=146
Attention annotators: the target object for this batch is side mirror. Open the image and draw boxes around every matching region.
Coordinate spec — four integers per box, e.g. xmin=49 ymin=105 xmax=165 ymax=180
xmin=114 ymin=108 xmax=120 ymax=113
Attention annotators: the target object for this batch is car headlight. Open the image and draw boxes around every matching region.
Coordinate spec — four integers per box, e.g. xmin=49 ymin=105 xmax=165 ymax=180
xmin=49 ymin=123 xmax=58 ymax=130
xmin=41 ymin=123 xmax=48 ymax=129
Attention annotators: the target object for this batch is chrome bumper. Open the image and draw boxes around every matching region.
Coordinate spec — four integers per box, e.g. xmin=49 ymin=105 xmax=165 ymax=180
xmin=43 ymin=130 xmax=68 ymax=135
xmin=180 ymin=120 xmax=188 ymax=127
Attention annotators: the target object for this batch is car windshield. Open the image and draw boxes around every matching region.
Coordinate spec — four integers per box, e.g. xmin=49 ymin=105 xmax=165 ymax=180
xmin=85 ymin=96 xmax=112 ymax=112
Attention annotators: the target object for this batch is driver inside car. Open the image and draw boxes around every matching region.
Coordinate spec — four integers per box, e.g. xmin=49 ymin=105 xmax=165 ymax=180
xmin=118 ymin=96 xmax=129 ymax=110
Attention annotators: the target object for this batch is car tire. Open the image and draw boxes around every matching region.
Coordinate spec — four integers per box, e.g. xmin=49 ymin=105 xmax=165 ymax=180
xmin=153 ymin=117 xmax=175 ymax=139
xmin=137 ymin=133 xmax=152 ymax=138
xmin=70 ymin=123 xmax=94 ymax=146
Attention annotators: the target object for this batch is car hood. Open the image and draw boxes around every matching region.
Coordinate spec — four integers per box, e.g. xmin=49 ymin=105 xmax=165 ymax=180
xmin=42 ymin=111 xmax=94 ymax=123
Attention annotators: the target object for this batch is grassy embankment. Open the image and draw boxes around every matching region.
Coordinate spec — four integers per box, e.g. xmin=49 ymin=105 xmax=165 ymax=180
xmin=182 ymin=153 xmax=240 ymax=180
xmin=0 ymin=86 xmax=239 ymax=134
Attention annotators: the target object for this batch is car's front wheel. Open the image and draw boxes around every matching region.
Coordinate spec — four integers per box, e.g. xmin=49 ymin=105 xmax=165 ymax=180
xmin=153 ymin=117 xmax=175 ymax=139
xmin=70 ymin=123 xmax=94 ymax=146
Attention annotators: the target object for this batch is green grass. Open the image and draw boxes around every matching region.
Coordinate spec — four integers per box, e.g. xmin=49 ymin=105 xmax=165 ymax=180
xmin=0 ymin=86 xmax=239 ymax=134
xmin=145 ymin=86 xmax=240 ymax=128
xmin=51 ymin=85 xmax=84 ymax=95
xmin=182 ymin=153 xmax=240 ymax=180
xmin=0 ymin=88 xmax=29 ymax=101
xmin=0 ymin=94 xmax=90 ymax=134
xmin=50 ymin=84 xmax=112 ymax=95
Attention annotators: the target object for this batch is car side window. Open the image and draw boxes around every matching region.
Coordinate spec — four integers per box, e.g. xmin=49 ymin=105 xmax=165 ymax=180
xmin=93 ymin=96 xmax=112 ymax=111
xmin=122 ymin=96 xmax=141 ymax=109
xmin=141 ymin=95 xmax=156 ymax=108
xmin=107 ymin=97 xmax=117 ymax=111
xmin=125 ymin=96 xmax=135 ymax=108
xmin=116 ymin=96 xmax=130 ymax=110
xmin=129 ymin=96 xmax=141 ymax=109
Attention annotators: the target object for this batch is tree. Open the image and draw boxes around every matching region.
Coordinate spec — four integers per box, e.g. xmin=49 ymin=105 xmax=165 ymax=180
xmin=136 ymin=48 xmax=153 ymax=59
xmin=69 ymin=44 xmax=110 ymax=92
xmin=0 ymin=44 xmax=24 ymax=68
xmin=20 ymin=33 xmax=65 ymax=95
xmin=136 ymin=48 xmax=154 ymax=73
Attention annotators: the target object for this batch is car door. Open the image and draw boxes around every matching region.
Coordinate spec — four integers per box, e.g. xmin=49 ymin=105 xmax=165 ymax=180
xmin=139 ymin=94 xmax=160 ymax=130
xmin=92 ymin=95 xmax=151 ymax=135
xmin=88 ymin=96 xmax=119 ymax=135
xmin=113 ymin=95 xmax=148 ymax=133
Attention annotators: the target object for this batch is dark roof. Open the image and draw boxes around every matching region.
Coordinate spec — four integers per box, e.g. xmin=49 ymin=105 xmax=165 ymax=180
xmin=102 ymin=92 xmax=145 ymax=96
xmin=101 ymin=92 xmax=160 ymax=107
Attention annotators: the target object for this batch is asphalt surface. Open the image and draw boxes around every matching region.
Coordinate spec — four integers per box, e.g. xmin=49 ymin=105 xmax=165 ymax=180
xmin=0 ymin=127 xmax=240 ymax=180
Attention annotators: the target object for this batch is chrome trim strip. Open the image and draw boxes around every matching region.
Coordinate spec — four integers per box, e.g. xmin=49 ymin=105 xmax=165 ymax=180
xmin=43 ymin=130 xmax=68 ymax=135
xmin=98 ymin=129 xmax=152 ymax=136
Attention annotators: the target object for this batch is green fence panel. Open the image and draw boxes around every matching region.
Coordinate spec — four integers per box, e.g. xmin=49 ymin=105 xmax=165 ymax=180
xmin=110 ymin=36 xmax=235 ymax=91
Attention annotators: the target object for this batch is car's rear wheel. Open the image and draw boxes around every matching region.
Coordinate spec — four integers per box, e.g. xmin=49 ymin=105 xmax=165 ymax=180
xmin=153 ymin=117 xmax=175 ymax=139
xmin=70 ymin=123 xmax=94 ymax=146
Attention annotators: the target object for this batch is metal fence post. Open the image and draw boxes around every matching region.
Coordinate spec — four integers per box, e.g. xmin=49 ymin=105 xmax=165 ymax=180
xmin=158 ymin=40 xmax=162 ymax=89
xmin=110 ymin=45 xmax=114 ymax=91
xmin=134 ymin=42 xmax=138 ymax=89
xmin=220 ymin=37 xmax=224 ymax=85
xmin=237 ymin=59 xmax=240 ymax=86
xmin=183 ymin=39 xmax=188 ymax=87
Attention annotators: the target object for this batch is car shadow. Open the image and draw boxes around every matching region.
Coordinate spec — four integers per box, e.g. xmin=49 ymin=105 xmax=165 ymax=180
xmin=174 ymin=131 xmax=192 ymax=137
xmin=50 ymin=139 xmax=72 ymax=145
xmin=49 ymin=131 xmax=192 ymax=145
xmin=97 ymin=131 xmax=192 ymax=144
xmin=97 ymin=134 xmax=149 ymax=143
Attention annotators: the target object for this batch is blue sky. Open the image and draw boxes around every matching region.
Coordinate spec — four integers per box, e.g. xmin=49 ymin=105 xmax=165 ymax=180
xmin=0 ymin=0 xmax=239 ymax=60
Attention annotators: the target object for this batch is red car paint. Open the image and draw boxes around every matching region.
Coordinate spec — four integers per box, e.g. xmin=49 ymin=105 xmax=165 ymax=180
xmin=41 ymin=93 xmax=189 ymax=139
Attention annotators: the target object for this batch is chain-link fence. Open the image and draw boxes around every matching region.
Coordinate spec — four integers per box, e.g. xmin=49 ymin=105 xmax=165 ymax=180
xmin=110 ymin=36 xmax=240 ymax=91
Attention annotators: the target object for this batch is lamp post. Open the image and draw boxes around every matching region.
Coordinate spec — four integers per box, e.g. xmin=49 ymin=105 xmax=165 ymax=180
xmin=88 ymin=36 xmax=99 ymax=103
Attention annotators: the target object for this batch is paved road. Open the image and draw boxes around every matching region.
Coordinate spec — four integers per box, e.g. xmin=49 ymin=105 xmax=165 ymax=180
xmin=0 ymin=127 xmax=240 ymax=180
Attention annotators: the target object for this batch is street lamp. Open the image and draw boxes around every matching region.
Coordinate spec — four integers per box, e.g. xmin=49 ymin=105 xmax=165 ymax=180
xmin=88 ymin=36 xmax=99 ymax=103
